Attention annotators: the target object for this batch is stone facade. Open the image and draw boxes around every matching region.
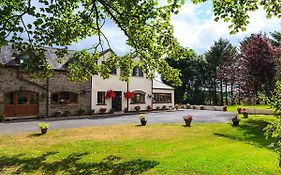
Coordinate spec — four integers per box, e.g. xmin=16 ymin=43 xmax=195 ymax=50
xmin=0 ymin=67 xmax=91 ymax=117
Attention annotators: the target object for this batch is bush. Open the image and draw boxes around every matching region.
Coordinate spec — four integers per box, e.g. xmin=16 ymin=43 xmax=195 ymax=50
xmin=147 ymin=105 xmax=152 ymax=111
xmin=261 ymin=81 xmax=281 ymax=167
xmin=0 ymin=114 xmax=5 ymax=122
xmin=135 ymin=106 xmax=141 ymax=112
xmin=162 ymin=105 xmax=167 ymax=110
xmin=99 ymin=108 xmax=107 ymax=113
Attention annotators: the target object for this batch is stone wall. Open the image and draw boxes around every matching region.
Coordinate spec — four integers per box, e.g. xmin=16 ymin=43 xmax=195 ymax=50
xmin=0 ymin=67 xmax=91 ymax=117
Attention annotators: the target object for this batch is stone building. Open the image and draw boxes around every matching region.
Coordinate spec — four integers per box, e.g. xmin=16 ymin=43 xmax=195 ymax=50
xmin=0 ymin=45 xmax=174 ymax=118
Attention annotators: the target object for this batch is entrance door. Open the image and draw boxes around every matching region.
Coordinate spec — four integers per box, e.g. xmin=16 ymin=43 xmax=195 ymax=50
xmin=4 ymin=91 xmax=39 ymax=117
xmin=112 ymin=91 xmax=122 ymax=112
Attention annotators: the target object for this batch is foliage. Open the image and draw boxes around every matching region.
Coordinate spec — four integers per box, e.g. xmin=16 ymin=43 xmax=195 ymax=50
xmin=205 ymin=38 xmax=236 ymax=105
xmin=124 ymin=91 xmax=134 ymax=99
xmin=38 ymin=122 xmax=49 ymax=129
xmin=270 ymin=31 xmax=281 ymax=46
xmin=165 ymin=51 xmax=207 ymax=104
xmin=106 ymin=90 xmax=115 ymax=98
xmin=2 ymin=0 xmax=281 ymax=84
xmin=99 ymin=107 xmax=107 ymax=113
xmin=231 ymin=115 xmax=240 ymax=122
xmin=262 ymin=81 xmax=281 ymax=166
xmin=239 ymin=34 xmax=276 ymax=97
xmin=183 ymin=114 xmax=192 ymax=121
xmin=138 ymin=114 xmax=145 ymax=120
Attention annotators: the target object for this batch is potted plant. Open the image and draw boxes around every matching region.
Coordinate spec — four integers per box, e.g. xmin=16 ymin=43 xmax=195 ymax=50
xmin=139 ymin=114 xmax=147 ymax=126
xmin=223 ymin=105 xmax=227 ymax=111
xmin=110 ymin=108 xmax=115 ymax=113
xmin=135 ymin=105 xmax=141 ymax=112
xmin=79 ymin=107 xmax=85 ymax=115
xmin=89 ymin=109 xmax=95 ymax=115
xmin=175 ymin=104 xmax=179 ymax=110
xmin=55 ymin=110 xmax=62 ymax=117
xmin=183 ymin=115 xmax=193 ymax=127
xmin=99 ymin=107 xmax=107 ymax=114
xmin=241 ymin=109 xmax=248 ymax=118
xmin=237 ymin=107 xmax=242 ymax=114
xmin=38 ymin=122 xmax=49 ymax=134
xmin=64 ymin=110 xmax=71 ymax=117
xmin=106 ymin=90 xmax=116 ymax=98
xmin=147 ymin=105 xmax=152 ymax=111
xmin=0 ymin=114 xmax=5 ymax=122
xmin=232 ymin=115 xmax=240 ymax=126
xmin=162 ymin=105 xmax=167 ymax=110
xmin=124 ymin=91 xmax=134 ymax=99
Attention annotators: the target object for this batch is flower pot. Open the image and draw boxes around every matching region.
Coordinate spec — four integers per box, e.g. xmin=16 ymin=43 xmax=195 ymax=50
xmin=184 ymin=120 xmax=192 ymax=127
xmin=232 ymin=121 xmax=240 ymax=126
xmin=41 ymin=128 xmax=48 ymax=134
xmin=237 ymin=108 xmax=242 ymax=114
xmin=242 ymin=113 xmax=248 ymax=118
xmin=141 ymin=120 xmax=147 ymax=126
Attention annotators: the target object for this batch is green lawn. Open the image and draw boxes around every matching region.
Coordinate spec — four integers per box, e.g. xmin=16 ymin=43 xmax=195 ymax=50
xmin=227 ymin=104 xmax=271 ymax=113
xmin=0 ymin=116 xmax=280 ymax=175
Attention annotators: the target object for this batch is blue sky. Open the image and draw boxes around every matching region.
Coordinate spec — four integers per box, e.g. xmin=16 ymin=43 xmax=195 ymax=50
xmin=69 ymin=1 xmax=281 ymax=55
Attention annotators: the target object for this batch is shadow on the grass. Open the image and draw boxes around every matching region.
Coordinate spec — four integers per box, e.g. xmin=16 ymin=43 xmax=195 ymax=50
xmin=214 ymin=118 xmax=273 ymax=148
xmin=0 ymin=151 xmax=159 ymax=175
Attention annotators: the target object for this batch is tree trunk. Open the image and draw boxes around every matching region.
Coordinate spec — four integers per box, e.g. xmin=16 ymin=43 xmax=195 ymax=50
xmin=220 ymin=79 xmax=223 ymax=105
xmin=225 ymin=81 xmax=228 ymax=105
xmin=213 ymin=79 xmax=218 ymax=105
xmin=230 ymin=82 xmax=234 ymax=105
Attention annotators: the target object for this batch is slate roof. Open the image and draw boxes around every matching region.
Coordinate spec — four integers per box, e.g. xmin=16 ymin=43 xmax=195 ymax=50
xmin=153 ymin=79 xmax=174 ymax=90
xmin=0 ymin=44 xmax=112 ymax=70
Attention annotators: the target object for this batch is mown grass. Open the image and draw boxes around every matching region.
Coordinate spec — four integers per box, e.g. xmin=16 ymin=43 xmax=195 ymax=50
xmin=227 ymin=104 xmax=271 ymax=113
xmin=0 ymin=115 xmax=280 ymax=175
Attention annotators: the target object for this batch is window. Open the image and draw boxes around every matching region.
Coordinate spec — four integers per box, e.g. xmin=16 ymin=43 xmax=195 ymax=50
xmin=131 ymin=93 xmax=145 ymax=104
xmin=51 ymin=92 xmax=78 ymax=104
xmin=132 ymin=67 xmax=143 ymax=77
xmin=153 ymin=93 xmax=172 ymax=103
xmin=97 ymin=91 xmax=105 ymax=104
xmin=4 ymin=92 xmax=14 ymax=104
xmin=110 ymin=67 xmax=117 ymax=75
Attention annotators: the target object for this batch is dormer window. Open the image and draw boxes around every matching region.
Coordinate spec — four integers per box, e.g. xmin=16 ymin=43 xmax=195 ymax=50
xmin=133 ymin=67 xmax=143 ymax=77
xmin=18 ymin=54 xmax=30 ymax=64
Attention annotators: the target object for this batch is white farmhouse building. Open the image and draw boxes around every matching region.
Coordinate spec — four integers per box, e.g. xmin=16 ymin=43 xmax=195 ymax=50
xmin=91 ymin=49 xmax=175 ymax=113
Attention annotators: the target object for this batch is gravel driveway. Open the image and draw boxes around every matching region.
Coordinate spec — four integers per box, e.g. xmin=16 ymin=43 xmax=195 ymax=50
xmin=0 ymin=109 xmax=235 ymax=135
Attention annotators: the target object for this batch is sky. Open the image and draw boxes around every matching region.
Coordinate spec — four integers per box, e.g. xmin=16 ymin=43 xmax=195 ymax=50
xmin=69 ymin=1 xmax=281 ymax=56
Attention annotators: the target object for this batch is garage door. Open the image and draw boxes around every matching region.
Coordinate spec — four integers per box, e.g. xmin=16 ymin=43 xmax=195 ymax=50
xmin=4 ymin=91 xmax=39 ymax=117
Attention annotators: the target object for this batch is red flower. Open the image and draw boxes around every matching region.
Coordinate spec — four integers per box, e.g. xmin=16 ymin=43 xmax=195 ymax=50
xmin=106 ymin=90 xmax=116 ymax=98
xmin=124 ymin=91 xmax=134 ymax=99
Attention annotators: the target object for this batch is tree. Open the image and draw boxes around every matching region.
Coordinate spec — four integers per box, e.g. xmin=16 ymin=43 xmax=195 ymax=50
xmin=239 ymin=34 xmax=276 ymax=98
xmin=270 ymin=31 xmax=281 ymax=46
xmin=1 ymin=0 xmax=281 ymax=84
xmin=164 ymin=53 xmax=208 ymax=104
xmin=205 ymin=38 xmax=236 ymax=105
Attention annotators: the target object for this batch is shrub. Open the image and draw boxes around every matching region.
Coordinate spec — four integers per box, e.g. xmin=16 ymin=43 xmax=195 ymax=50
xmin=199 ymin=105 xmax=204 ymax=110
xmin=186 ymin=104 xmax=191 ymax=109
xmin=162 ymin=105 xmax=167 ymax=110
xmin=156 ymin=106 xmax=160 ymax=110
xmin=99 ymin=107 xmax=107 ymax=113
xmin=110 ymin=108 xmax=115 ymax=113
xmin=135 ymin=106 xmax=141 ymax=112
xmin=175 ymin=104 xmax=179 ymax=110
xmin=0 ymin=114 xmax=5 ymax=122
xmin=147 ymin=105 xmax=152 ymax=111
xmin=38 ymin=122 xmax=49 ymax=129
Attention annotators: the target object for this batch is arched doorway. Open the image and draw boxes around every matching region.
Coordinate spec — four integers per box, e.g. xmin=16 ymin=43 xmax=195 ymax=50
xmin=4 ymin=91 xmax=39 ymax=117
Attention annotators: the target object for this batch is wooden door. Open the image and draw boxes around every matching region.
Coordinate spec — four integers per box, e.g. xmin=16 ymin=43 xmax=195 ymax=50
xmin=4 ymin=91 xmax=39 ymax=117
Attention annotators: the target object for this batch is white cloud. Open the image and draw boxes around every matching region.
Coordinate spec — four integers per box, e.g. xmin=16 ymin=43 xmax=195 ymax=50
xmin=171 ymin=2 xmax=281 ymax=54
